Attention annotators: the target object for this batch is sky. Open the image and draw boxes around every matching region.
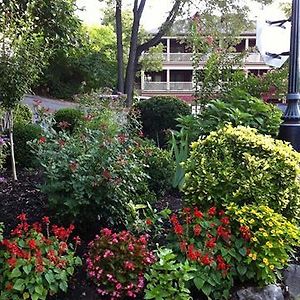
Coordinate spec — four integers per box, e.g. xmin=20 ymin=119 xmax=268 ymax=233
xmin=76 ymin=0 xmax=290 ymax=31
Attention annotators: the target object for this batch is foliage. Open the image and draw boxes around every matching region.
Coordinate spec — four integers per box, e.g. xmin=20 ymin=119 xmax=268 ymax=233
xmin=0 ymin=2 xmax=47 ymax=109
xmin=144 ymin=248 xmax=195 ymax=300
xmin=183 ymin=125 xmax=300 ymax=220
xmin=86 ymin=228 xmax=155 ymax=299
xmin=12 ymin=123 xmax=42 ymax=167
xmin=11 ymin=104 xmax=33 ymax=125
xmin=135 ymin=96 xmax=191 ymax=148
xmin=197 ymin=89 xmax=282 ymax=137
xmin=53 ymin=108 xmax=84 ymax=133
xmin=227 ymin=204 xmax=300 ymax=285
xmin=32 ymin=109 xmax=155 ymax=227
xmin=0 ymin=214 xmax=81 ymax=300
xmin=168 ymin=206 xmax=250 ymax=299
xmin=135 ymin=140 xmax=175 ymax=196
xmin=139 ymin=44 xmax=165 ymax=73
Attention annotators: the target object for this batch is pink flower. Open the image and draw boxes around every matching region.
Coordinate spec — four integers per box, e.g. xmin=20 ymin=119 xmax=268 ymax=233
xmin=124 ymin=261 xmax=135 ymax=271
xmin=101 ymin=228 xmax=112 ymax=236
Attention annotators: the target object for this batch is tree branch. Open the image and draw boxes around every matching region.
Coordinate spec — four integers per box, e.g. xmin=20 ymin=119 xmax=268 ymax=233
xmin=137 ymin=0 xmax=184 ymax=55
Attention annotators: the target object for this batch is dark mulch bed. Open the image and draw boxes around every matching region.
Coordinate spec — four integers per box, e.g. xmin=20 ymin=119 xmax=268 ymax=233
xmin=0 ymin=168 xmax=197 ymax=300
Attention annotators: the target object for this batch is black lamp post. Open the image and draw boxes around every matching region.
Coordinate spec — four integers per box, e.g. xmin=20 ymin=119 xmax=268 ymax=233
xmin=278 ymin=0 xmax=300 ymax=151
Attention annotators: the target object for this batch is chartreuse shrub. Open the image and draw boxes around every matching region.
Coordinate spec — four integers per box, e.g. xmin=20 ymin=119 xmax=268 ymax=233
xmin=53 ymin=108 xmax=83 ymax=133
xmin=145 ymin=248 xmax=195 ymax=300
xmin=0 ymin=214 xmax=81 ymax=300
xmin=227 ymin=203 xmax=300 ymax=285
xmin=135 ymin=140 xmax=175 ymax=196
xmin=183 ymin=125 xmax=300 ymax=220
xmin=13 ymin=104 xmax=33 ymax=125
xmin=135 ymin=96 xmax=191 ymax=147
xmin=32 ymin=109 xmax=155 ymax=227
xmin=13 ymin=123 xmax=42 ymax=167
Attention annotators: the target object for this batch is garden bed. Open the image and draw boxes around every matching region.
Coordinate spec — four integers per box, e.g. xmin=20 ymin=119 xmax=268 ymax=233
xmin=0 ymin=168 xmax=188 ymax=300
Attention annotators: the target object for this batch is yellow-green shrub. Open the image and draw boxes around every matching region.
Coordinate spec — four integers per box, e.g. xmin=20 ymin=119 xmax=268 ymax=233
xmin=227 ymin=203 xmax=300 ymax=285
xmin=183 ymin=125 xmax=300 ymax=220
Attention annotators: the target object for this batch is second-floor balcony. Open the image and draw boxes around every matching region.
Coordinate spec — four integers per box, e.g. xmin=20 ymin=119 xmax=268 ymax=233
xmin=143 ymin=82 xmax=193 ymax=91
xmin=144 ymin=52 xmax=264 ymax=64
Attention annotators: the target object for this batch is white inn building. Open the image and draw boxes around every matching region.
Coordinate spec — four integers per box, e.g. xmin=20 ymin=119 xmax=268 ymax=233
xmin=140 ymin=32 xmax=270 ymax=102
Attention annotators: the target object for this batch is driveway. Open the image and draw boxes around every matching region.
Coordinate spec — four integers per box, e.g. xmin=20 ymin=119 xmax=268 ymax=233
xmin=23 ymin=95 xmax=78 ymax=112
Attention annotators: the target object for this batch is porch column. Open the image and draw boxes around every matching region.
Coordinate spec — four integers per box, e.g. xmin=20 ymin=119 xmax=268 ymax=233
xmin=167 ymin=69 xmax=170 ymax=90
xmin=141 ymin=70 xmax=145 ymax=90
xmin=167 ymin=38 xmax=170 ymax=61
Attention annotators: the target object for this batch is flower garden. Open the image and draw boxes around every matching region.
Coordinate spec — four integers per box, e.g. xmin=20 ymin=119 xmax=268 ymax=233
xmin=0 ymin=92 xmax=300 ymax=300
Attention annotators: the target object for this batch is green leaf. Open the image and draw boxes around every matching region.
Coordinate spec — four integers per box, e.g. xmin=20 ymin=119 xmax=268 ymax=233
xmin=59 ymin=281 xmax=68 ymax=292
xmin=23 ymin=265 xmax=32 ymax=275
xmin=202 ymin=284 xmax=212 ymax=297
xmin=237 ymin=264 xmax=247 ymax=276
xmin=193 ymin=277 xmax=204 ymax=290
xmin=10 ymin=267 xmax=22 ymax=278
xmin=13 ymin=278 xmax=25 ymax=291
xmin=35 ymin=285 xmax=44 ymax=295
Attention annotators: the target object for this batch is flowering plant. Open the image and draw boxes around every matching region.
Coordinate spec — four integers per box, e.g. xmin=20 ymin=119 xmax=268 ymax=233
xmin=169 ymin=206 xmax=251 ymax=299
xmin=227 ymin=203 xmax=300 ymax=285
xmin=0 ymin=214 xmax=82 ymax=300
xmin=86 ymin=228 xmax=155 ymax=299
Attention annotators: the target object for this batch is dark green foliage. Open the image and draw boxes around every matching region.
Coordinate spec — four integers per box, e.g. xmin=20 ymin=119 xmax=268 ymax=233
xmin=198 ymin=89 xmax=282 ymax=137
xmin=136 ymin=141 xmax=175 ymax=196
xmin=13 ymin=123 xmax=42 ymax=167
xmin=53 ymin=108 xmax=83 ymax=133
xmin=135 ymin=96 xmax=191 ymax=148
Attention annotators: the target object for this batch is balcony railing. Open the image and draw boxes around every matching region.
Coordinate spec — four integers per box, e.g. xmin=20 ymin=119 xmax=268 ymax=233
xmin=143 ymin=82 xmax=193 ymax=91
xmin=145 ymin=52 xmax=264 ymax=64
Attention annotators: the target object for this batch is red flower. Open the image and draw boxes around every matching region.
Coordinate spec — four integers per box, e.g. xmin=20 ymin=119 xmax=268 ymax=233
xmin=118 ymin=134 xmax=126 ymax=144
xmin=187 ymin=244 xmax=201 ymax=261
xmin=240 ymin=225 xmax=251 ymax=241
xmin=174 ymin=223 xmax=183 ymax=235
xmin=206 ymin=238 xmax=216 ymax=249
xmin=59 ymin=241 xmax=68 ymax=253
xmin=217 ymin=225 xmax=231 ymax=240
xmin=183 ymin=207 xmax=191 ymax=215
xmin=7 ymin=257 xmax=17 ymax=268
xmin=42 ymin=216 xmax=50 ymax=224
xmin=145 ymin=218 xmax=152 ymax=226
xmin=216 ymin=255 xmax=229 ymax=271
xmin=124 ymin=261 xmax=135 ymax=270
xmin=102 ymin=169 xmax=111 ymax=180
xmin=38 ymin=137 xmax=46 ymax=144
xmin=180 ymin=240 xmax=187 ymax=252
xmin=28 ymin=239 xmax=37 ymax=250
xmin=170 ymin=214 xmax=179 ymax=225
xmin=201 ymin=254 xmax=213 ymax=266
xmin=208 ymin=207 xmax=216 ymax=216
xmin=17 ymin=213 xmax=27 ymax=222
xmin=73 ymin=236 xmax=81 ymax=246
xmin=220 ymin=217 xmax=230 ymax=225
xmin=32 ymin=222 xmax=42 ymax=233
xmin=194 ymin=208 xmax=203 ymax=219
xmin=5 ymin=282 xmax=13 ymax=290
xmin=193 ymin=224 xmax=201 ymax=236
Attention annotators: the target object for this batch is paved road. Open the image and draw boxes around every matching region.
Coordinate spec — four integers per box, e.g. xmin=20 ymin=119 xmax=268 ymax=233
xmin=23 ymin=95 xmax=78 ymax=112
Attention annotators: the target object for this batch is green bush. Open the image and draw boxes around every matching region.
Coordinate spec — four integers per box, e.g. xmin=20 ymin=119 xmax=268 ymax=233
xmin=53 ymin=108 xmax=83 ymax=133
xmin=135 ymin=140 xmax=175 ymax=196
xmin=13 ymin=123 xmax=42 ymax=167
xmin=32 ymin=109 xmax=155 ymax=227
xmin=135 ymin=96 xmax=191 ymax=147
xmin=197 ymin=89 xmax=282 ymax=137
xmin=13 ymin=103 xmax=33 ymax=124
xmin=183 ymin=125 xmax=300 ymax=220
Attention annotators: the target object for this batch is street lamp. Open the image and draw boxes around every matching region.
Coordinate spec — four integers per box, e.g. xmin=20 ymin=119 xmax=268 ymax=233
xmin=278 ymin=0 xmax=300 ymax=151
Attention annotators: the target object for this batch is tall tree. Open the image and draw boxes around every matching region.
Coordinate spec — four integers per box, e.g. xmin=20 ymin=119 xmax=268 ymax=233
xmin=103 ymin=0 xmax=273 ymax=106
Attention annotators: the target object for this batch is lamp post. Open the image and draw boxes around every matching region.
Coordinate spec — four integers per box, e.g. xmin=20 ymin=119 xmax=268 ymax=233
xmin=278 ymin=0 xmax=300 ymax=151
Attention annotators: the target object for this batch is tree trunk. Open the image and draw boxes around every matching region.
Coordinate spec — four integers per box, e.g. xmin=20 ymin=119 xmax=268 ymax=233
xmin=125 ymin=0 xmax=146 ymax=107
xmin=124 ymin=0 xmax=184 ymax=106
xmin=116 ymin=0 xmax=124 ymax=93
xmin=8 ymin=110 xmax=17 ymax=181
